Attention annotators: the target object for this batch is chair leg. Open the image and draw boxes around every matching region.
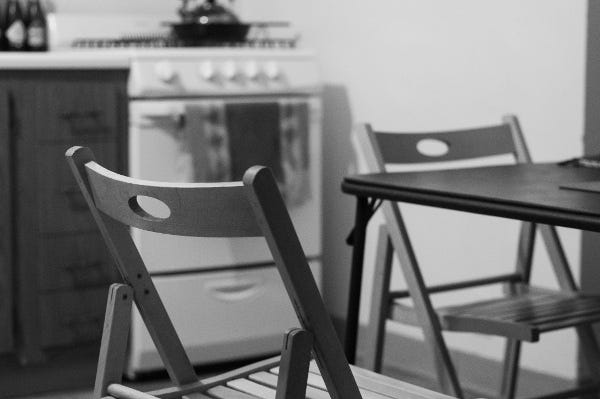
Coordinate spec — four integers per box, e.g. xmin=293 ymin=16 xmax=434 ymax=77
xmin=500 ymin=339 xmax=521 ymax=399
xmin=275 ymin=328 xmax=313 ymax=399
xmin=539 ymin=226 xmax=600 ymax=391
xmin=382 ymin=202 xmax=463 ymax=398
xmin=576 ymin=326 xmax=600 ymax=390
xmin=94 ymin=284 xmax=134 ymax=399
xmin=362 ymin=225 xmax=393 ymax=372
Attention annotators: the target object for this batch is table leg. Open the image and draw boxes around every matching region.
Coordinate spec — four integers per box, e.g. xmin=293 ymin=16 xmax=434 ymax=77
xmin=344 ymin=196 xmax=370 ymax=364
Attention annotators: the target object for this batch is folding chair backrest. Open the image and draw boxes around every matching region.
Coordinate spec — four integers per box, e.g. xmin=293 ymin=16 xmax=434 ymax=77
xmin=356 ymin=115 xmax=532 ymax=173
xmin=66 ymin=146 xmax=362 ymax=399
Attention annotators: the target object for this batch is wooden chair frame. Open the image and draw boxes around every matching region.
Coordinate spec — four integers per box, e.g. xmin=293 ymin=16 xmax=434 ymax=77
xmin=66 ymin=146 xmax=363 ymax=399
xmin=353 ymin=115 xmax=600 ymax=399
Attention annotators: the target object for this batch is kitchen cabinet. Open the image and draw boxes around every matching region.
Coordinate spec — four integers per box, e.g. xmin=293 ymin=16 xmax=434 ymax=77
xmin=0 ymin=70 xmax=128 ymax=363
xmin=0 ymin=83 xmax=15 ymax=354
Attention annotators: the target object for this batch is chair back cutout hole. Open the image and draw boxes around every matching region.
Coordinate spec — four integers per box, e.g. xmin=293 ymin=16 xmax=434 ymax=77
xmin=416 ymin=138 xmax=450 ymax=157
xmin=128 ymin=195 xmax=171 ymax=221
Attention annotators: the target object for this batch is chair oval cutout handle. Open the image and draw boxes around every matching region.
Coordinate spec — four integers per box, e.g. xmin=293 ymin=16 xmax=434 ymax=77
xmin=128 ymin=195 xmax=171 ymax=221
xmin=416 ymin=138 xmax=450 ymax=157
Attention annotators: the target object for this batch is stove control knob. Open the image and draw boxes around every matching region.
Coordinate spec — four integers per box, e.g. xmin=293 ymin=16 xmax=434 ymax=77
xmin=154 ymin=61 xmax=176 ymax=83
xmin=244 ymin=61 xmax=260 ymax=80
xmin=222 ymin=61 xmax=238 ymax=81
xmin=264 ymin=61 xmax=280 ymax=80
xmin=198 ymin=61 xmax=216 ymax=81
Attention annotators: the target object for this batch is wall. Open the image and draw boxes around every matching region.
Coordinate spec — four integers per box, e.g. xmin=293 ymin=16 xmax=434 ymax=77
xmin=263 ymin=0 xmax=587 ymax=381
xmin=45 ymin=0 xmax=268 ymax=20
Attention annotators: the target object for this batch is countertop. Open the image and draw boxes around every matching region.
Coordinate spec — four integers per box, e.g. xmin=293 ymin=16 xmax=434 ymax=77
xmin=0 ymin=49 xmax=133 ymax=69
xmin=0 ymin=48 xmax=317 ymax=70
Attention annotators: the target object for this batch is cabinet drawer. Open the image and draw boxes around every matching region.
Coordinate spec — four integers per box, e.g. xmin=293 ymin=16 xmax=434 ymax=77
xmin=29 ymin=82 xmax=120 ymax=142
xmin=37 ymin=141 xmax=118 ymax=233
xmin=39 ymin=288 xmax=107 ymax=348
xmin=38 ymin=234 xmax=118 ymax=291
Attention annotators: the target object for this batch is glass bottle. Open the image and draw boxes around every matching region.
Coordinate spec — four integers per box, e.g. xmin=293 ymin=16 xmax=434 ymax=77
xmin=25 ymin=0 xmax=46 ymax=51
xmin=4 ymin=0 xmax=26 ymax=51
xmin=0 ymin=0 xmax=6 ymax=51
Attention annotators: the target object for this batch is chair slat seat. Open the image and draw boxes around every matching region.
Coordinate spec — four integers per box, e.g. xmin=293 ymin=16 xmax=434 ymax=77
xmin=195 ymin=360 xmax=451 ymax=399
xmin=436 ymin=291 xmax=600 ymax=342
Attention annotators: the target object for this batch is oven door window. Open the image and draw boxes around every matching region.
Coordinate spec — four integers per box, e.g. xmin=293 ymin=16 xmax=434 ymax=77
xmin=128 ymin=96 xmax=322 ymax=272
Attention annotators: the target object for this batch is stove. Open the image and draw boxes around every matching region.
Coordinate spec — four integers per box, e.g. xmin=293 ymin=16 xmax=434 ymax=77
xmin=48 ymin=12 xmax=324 ymax=375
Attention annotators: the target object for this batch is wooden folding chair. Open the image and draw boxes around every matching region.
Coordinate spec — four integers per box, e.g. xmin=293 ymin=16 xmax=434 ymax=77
xmin=353 ymin=115 xmax=600 ymax=399
xmin=66 ymin=146 xmax=455 ymax=399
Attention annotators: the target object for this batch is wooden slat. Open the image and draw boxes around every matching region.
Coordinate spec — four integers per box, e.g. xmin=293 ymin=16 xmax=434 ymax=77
xmin=482 ymin=297 xmax=568 ymax=321
xmin=348 ymin=365 xmax=457 ymax=399
xmin=227 ymin=378 xmax=276 ymax=399
xmin=206 ymin=385 xmax=259 ymax=399
xmin=107 ymin=384 xmax=161 ymax=399
xmin=510 ymin=298 xmax=600 ymax=323
xmin=250 ymin=372 xmax=330 ymax=399
xmin=442 ymin=313 xmax=536 ymax=341
xmin=537 ymin=313 xmax=600 ymax=333
xmin=439 ymin=292 xmax=600 ymax=342
xmin=441 ymin=292 xmax=551 ymax=316
xmin=84 ymin=161 xmax=262 ymax=238
xmin=279 ymin=362 xmax=454 ymax=399
xmin=146 ymin=356 xmax=280 ymax=398
xmin=374 ymin=124 xmax=515 ymax=164
xmin=494 ymin=296 xmax=579 ymax=321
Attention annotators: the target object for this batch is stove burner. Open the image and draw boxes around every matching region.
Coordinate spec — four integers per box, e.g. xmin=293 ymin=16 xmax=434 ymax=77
xmin=71 ymin=35 xmax=297 ymax=49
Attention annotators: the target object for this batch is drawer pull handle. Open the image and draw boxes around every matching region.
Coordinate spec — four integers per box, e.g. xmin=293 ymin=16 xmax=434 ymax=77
xmin=206 ymin=277 xmax=265 ymax=302
xmin=59 ymin=110 xmax=111 ymax=136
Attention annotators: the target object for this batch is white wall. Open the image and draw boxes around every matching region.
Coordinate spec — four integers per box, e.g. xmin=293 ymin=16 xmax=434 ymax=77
xmin=45 ymin=0 xmax=262 ymax=19
xmin=262 ymin=0 xmax=587 ymax=380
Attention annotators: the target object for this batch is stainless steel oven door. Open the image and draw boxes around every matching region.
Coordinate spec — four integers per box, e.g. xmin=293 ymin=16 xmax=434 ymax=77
xmin=128 ymin=96 xmax=322 ymax=273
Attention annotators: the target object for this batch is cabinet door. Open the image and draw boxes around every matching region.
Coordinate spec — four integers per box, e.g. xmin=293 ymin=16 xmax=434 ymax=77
xmin=12 ymin=71 xmax=127 ymax=362
xmin=0 ymin=84 xmax=15 ymax=354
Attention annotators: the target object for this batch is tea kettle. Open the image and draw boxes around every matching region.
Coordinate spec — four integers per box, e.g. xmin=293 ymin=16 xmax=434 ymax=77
xmin=178 ymin=0 xmax=239 ymax=24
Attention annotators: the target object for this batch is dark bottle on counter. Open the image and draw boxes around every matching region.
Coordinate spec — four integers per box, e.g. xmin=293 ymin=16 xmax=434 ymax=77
xmin=25 ymin=0 xmax=46 ymax=51
xmin=4 ymin=0 xmax=26 ymax=51
xmin=0 ymin=0 xmax=7 ymax=50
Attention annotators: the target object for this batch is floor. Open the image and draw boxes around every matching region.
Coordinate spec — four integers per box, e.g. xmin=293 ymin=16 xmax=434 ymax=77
xmin=0 ymin=345 xmax=250 ymax=399
xmin=2 ymin=345 xmax=251 ymax=399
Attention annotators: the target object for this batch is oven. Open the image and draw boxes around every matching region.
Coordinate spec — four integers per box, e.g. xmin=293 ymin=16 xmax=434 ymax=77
xmin=125 ymin=50 xmax=323 ymax=375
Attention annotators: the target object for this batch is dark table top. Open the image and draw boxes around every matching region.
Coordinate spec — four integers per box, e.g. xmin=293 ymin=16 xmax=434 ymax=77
xmin=342 ymin=163 xmax=600 ymax=232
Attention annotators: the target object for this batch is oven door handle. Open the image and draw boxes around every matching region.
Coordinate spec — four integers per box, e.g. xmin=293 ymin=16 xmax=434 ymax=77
xmin=131 ymin=103 xmax=186 ymax=127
